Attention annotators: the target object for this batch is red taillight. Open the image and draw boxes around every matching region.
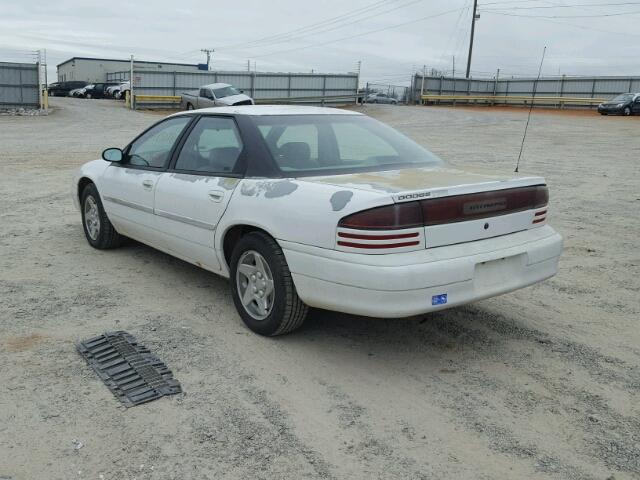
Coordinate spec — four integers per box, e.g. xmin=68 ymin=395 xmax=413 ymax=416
xmin=338 ymin=185 xmax=548 ymax=230
xmin=422 ymin=185 xmax=549 ymax=226
xmin=338 ymin=202 xmax=423 ymax=230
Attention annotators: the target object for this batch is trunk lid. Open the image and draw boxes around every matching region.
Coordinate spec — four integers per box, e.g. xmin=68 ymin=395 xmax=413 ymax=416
xmin=309 ymin=166 xmax=542 ymax=197
xmin=309 ymin=166 xmax=549 ymax=251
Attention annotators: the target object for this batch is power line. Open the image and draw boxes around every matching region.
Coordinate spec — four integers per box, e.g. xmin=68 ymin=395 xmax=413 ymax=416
xmin=483 ymin=1 xmax=640 ymax=9
xmin=484 ymin=8 xmax=640 ymax=16
xmin=481 ymin=10 xmax=640 ymax=35
xmin=221 ymin=0 xmax=429 ymax=52
xmin=248 ymin=7 xmax=465 ymax=58
xmin=438 ymin=0 xmax=471 ymax=69
xmin=216 ymin=0 xmax=397 ymax=50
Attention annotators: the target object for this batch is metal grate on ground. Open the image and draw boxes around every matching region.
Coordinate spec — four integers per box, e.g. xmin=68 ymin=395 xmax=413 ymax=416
xmin=77 ymin=331 xmax=182 ymax=407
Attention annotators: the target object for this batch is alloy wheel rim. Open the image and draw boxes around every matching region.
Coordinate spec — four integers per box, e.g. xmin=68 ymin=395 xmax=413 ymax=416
xmin=236 ymin=250 xmax=275 ymax=321
xmin=84 ymin=196 xmax=101 ymax=240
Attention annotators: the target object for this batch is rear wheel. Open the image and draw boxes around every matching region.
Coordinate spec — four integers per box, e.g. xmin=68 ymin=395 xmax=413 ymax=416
xmin=81 ymin=183 xmax=122 ymax=249
xmin=230 ymin=232 xmax=308 ymax=336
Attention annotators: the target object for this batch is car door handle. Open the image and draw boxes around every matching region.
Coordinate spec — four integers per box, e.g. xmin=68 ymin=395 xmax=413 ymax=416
xmin=208 ymin=190 xmax=224 ymax=202
xmin=142 ymin=180 xmax=154 ymax=189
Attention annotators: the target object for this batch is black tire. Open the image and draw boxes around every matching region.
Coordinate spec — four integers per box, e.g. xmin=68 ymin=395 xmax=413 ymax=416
xmin=186 ymin=103 xmax=194 ymax=110
xmin=86 ymin=93 xmax=92 ymax=99
xmin=80 ymin=183 xmax=123 ymax=249
xmin=623 ymin=107 xmax=631 ymax=116
xmin=600 ymin=112 xmax=607 ymax=116
xmin=230 ymin=232 xmax=308 ymax=336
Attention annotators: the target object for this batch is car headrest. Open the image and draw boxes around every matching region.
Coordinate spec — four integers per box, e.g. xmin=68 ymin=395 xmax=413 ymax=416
xmin=277 ymin=142 xmax=311 ymax=169
xmin=209 ymin=147 xmax=240 ymax=171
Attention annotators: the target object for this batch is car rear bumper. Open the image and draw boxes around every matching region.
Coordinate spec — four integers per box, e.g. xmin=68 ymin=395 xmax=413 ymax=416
xmin=280 ymin=225 xmax=563 ymax=318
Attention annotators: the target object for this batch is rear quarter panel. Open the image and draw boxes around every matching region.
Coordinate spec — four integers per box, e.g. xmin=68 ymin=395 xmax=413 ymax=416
xmin=215 ymin=178 xmax=388 ymax=266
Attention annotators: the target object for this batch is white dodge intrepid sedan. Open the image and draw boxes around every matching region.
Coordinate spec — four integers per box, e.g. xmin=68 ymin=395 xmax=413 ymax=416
xmin=73 ymin=105 xmax=562 ymax=335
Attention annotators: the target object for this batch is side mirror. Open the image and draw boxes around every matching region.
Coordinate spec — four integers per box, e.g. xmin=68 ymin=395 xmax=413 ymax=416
xmin=102 ymin=147 xmax=123 ymax=162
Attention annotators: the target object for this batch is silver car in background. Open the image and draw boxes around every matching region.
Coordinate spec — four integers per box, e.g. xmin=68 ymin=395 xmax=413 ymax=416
xmin=181 ymin=83 xmax=254 ymax=110
xmin=365 ymin=92 xmax=398 ymax=104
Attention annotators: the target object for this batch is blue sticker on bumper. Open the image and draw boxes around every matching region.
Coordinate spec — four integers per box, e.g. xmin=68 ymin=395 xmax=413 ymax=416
xmin=432 ymin=294 xmax=448 ymax=306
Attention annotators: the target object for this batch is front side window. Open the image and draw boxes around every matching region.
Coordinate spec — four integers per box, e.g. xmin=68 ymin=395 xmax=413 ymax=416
xmin=174 ymin=116 xmax=243 ymax=174
xmin=127 ymin=117 xmax=191 ymax=168
xmin=252 ymin=114 xmax=443 ymax=175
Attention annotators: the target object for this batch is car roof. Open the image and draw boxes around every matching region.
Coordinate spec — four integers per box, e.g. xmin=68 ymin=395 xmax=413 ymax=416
xmin=170 ymin=105 xmax=363 ymax=117
xmin=201 ymin=83 xmax=232 ymax=89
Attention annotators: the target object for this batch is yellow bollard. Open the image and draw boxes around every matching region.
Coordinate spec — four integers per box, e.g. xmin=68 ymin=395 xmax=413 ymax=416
xmin=42 ymin=90 xmax=49 ymax=109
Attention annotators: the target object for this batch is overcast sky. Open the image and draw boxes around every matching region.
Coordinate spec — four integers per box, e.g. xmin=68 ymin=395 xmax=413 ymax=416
xmin=1 ymin=0 xmax=638 ymax=84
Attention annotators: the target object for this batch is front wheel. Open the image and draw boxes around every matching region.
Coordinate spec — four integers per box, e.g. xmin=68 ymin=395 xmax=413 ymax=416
xmin=623 ymin=107 xmax=631 ymax=116
xmin=186 ymin=103 xmax=194 ymax=110
xmin=81 ymin=183 xmax=123 ymax=249
xmin=230 ymin=232 xmax=308 ymax=336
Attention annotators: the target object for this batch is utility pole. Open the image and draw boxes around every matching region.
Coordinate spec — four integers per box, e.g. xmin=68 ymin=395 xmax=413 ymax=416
xmin=247 ymin=59 xmax=251 ymax=72
xmin=465 ymin=0 xmax=479 ymax=78
xmin=355 ymin=60 xmax=362 ymax=104
xmin=452 ymin=56 xmax=455 ymax=78
xmin=420 ymin=65 xmax=426 ymax=104
xmin=129 ymin=54 xmax=134 ymax=110
xmin=36 ymin=50 xmax=43 ymax=109
xmin=201 ymin=48 xmax=214 ymax=70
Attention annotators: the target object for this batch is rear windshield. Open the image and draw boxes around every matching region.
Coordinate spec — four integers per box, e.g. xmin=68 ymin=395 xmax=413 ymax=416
xmin=251 ymin=114 xmax=443 ymax=175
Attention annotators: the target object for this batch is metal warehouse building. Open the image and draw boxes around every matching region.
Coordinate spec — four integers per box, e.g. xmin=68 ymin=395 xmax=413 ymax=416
xmin=56 ymin=57 xmax=202 ymax=83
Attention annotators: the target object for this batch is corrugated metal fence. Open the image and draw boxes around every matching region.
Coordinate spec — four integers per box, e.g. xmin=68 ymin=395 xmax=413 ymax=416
xmin=107 ymin=70 xmax=358 ymax=99
xmin=412 ymin=74 xmax=640 ymax=104
xmin=0 ymin=62 xmax=39 ymax=108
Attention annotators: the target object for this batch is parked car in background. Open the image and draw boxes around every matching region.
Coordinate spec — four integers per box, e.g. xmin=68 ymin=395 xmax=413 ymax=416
xmin=70 ymin=85 xmax=91 ymax=97
xmin=81 ymin=82 xmax=121 ymax=99
xmin=113 ymin=81 xmax=130 ymax=99
xmin=181 ymin=83 xmax=254 ymax=110
xmin=105 ymin=83 xmax=124 ymax=98
xmin=365 ymin=92 xmax=398 ymax=104
xmin=73 ymin=105 xmax=562 ymax=336
xmin=598 ymin=93 xmax=640 ymax=116
xmin=48 ymin=81 xmax=87 ymax=96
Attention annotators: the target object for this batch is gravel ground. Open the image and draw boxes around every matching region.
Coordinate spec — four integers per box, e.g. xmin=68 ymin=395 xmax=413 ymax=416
xmin=1 ymin=98 xmax=639 ymax=480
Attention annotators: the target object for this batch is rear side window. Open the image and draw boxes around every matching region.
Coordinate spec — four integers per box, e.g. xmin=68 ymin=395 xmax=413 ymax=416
xmin=174 ymin=116 xmax=243 ymax=174
xmin=126 ymin=117 xmax=191 ymax=168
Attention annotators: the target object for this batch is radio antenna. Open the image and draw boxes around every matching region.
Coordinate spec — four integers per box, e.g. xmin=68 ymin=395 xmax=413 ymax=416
xmin=515 ymin=46 xmax=547 ymax=173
